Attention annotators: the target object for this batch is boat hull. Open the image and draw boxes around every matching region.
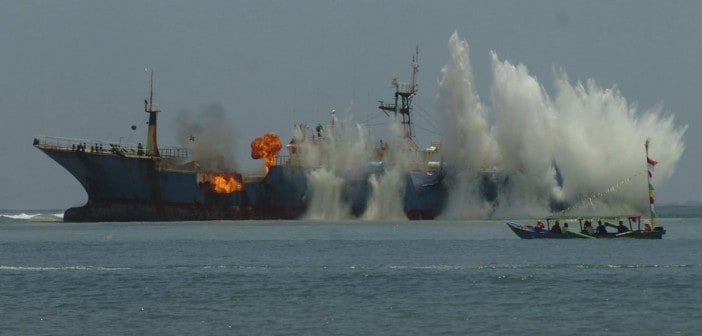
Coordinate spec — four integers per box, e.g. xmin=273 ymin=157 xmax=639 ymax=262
xmin=505 ymin=221 xmax=577 ymax=239
xmin=505 ymin=221 xmax=665 ymax=239
xmin=63 ymin=200 xmax=306 ymax=222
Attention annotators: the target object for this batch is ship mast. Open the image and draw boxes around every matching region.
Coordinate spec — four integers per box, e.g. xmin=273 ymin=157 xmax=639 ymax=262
xmin=379 ymin=47 xmax=420 ymax=150
xmin=144 ymin=69 xmax=160 ymax=157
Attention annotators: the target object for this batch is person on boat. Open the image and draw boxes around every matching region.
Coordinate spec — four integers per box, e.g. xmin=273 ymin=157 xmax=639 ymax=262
xmin=563 ymin=222 xmax=569 ymax=234
xmin=617 ymin=221 xmax=629 ymax=233
xmin=551 ymin=221 xmax=562 ymax=234
xmin=584 ymin=221 xmax=595 ymax=235
xmin=596 ymin=220 xmax=608 ymax=234
xmin=535 ymin=221 xmax=545 ymax=232
xmin=644 ymin=222 xmax=652 ymax=232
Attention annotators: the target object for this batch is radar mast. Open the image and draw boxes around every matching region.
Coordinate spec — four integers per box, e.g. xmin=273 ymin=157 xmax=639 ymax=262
xmin=378 ymin=47 xmax=420 ymax=150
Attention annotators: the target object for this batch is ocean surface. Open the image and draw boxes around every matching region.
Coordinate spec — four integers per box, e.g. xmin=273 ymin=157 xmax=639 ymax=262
xmin=1 ymin=209 xmax=701 ymax=335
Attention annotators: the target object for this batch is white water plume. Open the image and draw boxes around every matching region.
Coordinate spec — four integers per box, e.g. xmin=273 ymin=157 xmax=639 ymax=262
xmin=304 ymin=167 xmax=351 ymax=220
xmin=489 ymin=51 xmax=561 ymax=217
xmin=438 ymin=31 xmax=687 ymax=218
xmin=296 ymin=110 xmax=373 ymax=172
xmin=361 ymin=169 xmax=407 ymax=220
xmin=301 ymin=108 xmax=375 ymax=219
xmin=361 ymin=120 xmax=409 ymax=220
xmin=298 ymin=107 xmax=413 ymax=220
xmin=437 ymin=33 xmax=501 ymax=219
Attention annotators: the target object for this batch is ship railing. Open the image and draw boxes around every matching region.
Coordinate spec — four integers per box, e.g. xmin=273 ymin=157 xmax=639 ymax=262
xmin=33 ymin=135 xmax=190 ymax=158
xmin=276 ymin=154 xmax=289 ymax=166
xmin=33 ymin=135 xmax=93 ymax=151
xmin=378 ymin=101 xmax=397 ymax=111
xmin=159 ymin=148 xmax=190 ymax=158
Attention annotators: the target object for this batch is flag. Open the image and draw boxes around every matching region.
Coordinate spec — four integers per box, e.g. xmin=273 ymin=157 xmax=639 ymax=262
xmin=647 ymin=157 xmax=657 ymax=170
xmin=647 ymin=157 xmax=657 ymax=177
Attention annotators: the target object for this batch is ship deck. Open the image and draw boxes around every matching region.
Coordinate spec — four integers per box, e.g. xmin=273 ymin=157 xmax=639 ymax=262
xmin=33 ymin=135 xmax=190 ymax=159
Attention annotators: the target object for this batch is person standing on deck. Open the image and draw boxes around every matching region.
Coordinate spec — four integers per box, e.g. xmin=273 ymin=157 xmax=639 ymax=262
xmin=535 ymin=221 xmax=545 ymax=232
xmin=551 ymin=221 xmax=562 ymax=234
xmin=584 ymin=222 xmax=595 ymax=235
xmin=596 ymin=221 xmax=608 ymax=234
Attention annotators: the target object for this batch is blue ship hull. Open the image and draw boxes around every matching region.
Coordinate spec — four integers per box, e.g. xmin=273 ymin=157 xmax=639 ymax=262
xmin=35 ymin=140 xmax=495 ymax=221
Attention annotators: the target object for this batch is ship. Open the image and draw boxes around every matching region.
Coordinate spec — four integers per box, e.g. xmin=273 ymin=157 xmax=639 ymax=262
xmin=33 ymin=54 xmax=504 ymax=222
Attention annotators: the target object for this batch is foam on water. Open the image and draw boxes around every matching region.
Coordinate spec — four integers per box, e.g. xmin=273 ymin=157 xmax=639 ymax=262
xmin=0 ymin=212 xmax=63 ymax=222
xmin=1 ymin=213 xmax=41 ymax=220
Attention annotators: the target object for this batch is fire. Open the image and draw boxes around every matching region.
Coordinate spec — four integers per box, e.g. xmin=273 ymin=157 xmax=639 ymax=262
xmin=250 ymin=132 xmax=282 ymax=173
xmin=212 ymin=173 xmax=244 ymax=193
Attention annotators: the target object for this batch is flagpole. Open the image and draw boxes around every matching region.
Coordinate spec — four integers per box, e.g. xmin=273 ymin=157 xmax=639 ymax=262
xmin=645 ymin=139 xmax=657 ymax=228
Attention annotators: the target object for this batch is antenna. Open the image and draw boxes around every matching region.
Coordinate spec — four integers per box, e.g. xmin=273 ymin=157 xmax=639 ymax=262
xmin=149 ymin=69 xmax=154 ymax=106
xmin=410 ymin=46 xmax=419 ymax=95
xmin=144 ymin=68 xmax=160 ymax=157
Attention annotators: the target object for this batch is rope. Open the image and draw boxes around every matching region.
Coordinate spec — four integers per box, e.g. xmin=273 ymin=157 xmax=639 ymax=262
xmin=553 ymin=170 xmax=645 ymax=216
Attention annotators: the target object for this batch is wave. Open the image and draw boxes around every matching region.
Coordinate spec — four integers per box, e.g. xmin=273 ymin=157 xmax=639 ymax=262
xmin=0 ymin=265 xmax=130 ymax=271
xmin=387 ymin=263 xmax=702 ymax=271
xmin=0 ymin=210 xmax=63 ymax=222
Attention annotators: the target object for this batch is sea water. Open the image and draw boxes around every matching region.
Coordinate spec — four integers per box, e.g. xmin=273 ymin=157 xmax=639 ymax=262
xmin=1 ymin=211 xmax=700 ymax=335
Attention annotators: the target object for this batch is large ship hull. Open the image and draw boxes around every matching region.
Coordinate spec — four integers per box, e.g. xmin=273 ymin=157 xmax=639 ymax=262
xmin=35 ymin=140 xmax=467 ymax=221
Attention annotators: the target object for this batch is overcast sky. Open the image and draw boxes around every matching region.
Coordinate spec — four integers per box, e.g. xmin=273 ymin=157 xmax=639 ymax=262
xmin=1 ymin=1 xmax=699 ymax=210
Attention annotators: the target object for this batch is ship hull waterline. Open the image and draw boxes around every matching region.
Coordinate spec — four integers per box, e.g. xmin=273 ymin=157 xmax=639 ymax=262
xmin=36 ymin=144 xmax=452 ymax=222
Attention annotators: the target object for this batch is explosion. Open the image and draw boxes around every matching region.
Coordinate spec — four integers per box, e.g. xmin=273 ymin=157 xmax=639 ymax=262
xmin=198 ymin=172 xmax=244 ymax=194
xmin=212 ymin=173 xmax=244 ymax=193
xmin=251 ymin=132 xmax=282 ymax=172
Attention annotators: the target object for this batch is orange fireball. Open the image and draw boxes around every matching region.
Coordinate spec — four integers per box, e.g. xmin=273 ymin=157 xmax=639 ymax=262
xmin=251 ymin=132 xmax=282 ymax=172
xmin=212 ymin=173 xmax=244 ymax=193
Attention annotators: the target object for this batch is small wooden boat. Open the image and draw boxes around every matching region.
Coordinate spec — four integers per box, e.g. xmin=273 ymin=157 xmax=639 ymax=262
xmin=505 ymin=215 xmax=665 ymax=239
xmin=505 ymin=220 xmax=577 ymax=239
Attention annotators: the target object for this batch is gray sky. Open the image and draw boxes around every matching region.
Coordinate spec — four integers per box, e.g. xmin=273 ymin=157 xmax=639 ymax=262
xmin=1 ymin=0 xmax=699 ymax=210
